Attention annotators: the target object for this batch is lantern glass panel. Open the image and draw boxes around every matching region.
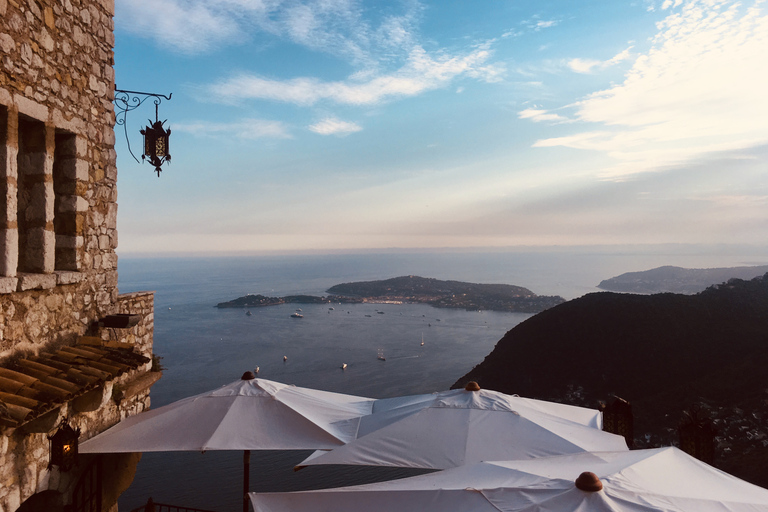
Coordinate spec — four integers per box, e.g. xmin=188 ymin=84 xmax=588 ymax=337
xmin=155 ymin=136 xmax=166 ymax=157
xmin=144 ymin=130 xmax=153 ymax=157
xmin=49 ymin=423 xmax=80 ymax=471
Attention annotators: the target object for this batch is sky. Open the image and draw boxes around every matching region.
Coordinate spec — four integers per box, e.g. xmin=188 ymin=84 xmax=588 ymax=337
xmin=112 ymin=0 xmax=768 ymax=255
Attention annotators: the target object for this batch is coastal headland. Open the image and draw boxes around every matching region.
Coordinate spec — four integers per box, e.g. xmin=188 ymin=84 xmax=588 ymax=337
xmin=454 ymin=272 xmax=768 ymax=487
xmin=216 ymin=275 xmax=565 ymax=313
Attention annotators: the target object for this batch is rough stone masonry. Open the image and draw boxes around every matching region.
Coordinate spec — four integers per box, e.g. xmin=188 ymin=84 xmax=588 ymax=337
xmin=0 ymin=1 xmax=158 ymax=511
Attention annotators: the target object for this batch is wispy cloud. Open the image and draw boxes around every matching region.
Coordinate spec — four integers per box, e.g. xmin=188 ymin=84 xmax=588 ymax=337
xmin=503 ymin=16 xmax=560 ymax=38
xmin=209 ymin=46 xmax=503 ymax=106
xmin=115 ymin=0 xmax=264 ymax=54
xmin=120 ymin=0 xmax=505 ymax=111
xmin=530 ymin=0 xmax=768 ymax=178
xmin=517 ymin=108 xmax=569 ymax=123
xmin=308 ymin=117 xmax=362 ymax=135
xmin=536 ymin=20 xmax=558 ymax=29
xmin=174 ymin=118 xmax=292 ymax=139
xmin=116 ymin=0 xmax=421 ymax=63
xmin=568 ymin=47 xmax=634 ymax=73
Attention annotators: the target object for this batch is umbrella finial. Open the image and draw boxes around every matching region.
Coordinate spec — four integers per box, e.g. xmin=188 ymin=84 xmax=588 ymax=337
xmin=575 ymin=471 xmax=603 ymax=492
xmin=464 ymin=381 xmax=481 ymax=391
xmin=241 ymin=371 xmax=256 ymax=380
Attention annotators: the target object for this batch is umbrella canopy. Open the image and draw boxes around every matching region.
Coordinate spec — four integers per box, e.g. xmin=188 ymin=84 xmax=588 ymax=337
xmin=81 ymin=374 xmax=376 ymax=512
xmin=80 ymin=376 xmax=375 ymax=453
xmin=253 ymin=447 xmax=768 ymax=512
xmin=296 ymin=385 xmax=627 ymax=470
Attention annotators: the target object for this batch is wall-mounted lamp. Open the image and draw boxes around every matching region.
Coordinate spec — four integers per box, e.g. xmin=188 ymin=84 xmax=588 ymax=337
xmin=141 ymin=119 xmax=171 ymax=176
xmin=48 ymin=420 xmax=80 ymax=471
xmin=114 ymin=88 xmax=173 ymax=177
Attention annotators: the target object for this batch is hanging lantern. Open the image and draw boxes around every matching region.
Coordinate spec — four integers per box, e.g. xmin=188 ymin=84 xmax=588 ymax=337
xmin=48 ymin=421 xmax=80 ymax=471
xmin=114 ymin=88 xmax=173 ymax=178
xmin=141 ymin=119 xmax=171 ymax=177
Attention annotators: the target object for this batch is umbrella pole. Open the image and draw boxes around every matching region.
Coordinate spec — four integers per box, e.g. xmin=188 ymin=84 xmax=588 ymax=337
xmin=243 ymin=450 xmax=250 ymax=512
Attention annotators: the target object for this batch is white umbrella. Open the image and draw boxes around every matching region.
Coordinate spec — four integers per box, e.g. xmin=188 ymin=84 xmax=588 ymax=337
xmin=296 ymin=384 xmax=627 ymax=470
xmin=253 ymin=447 xmax=768 ymax=512
xmin=81 ymin=373 xmax=374 ymax=511
xmin=81 ymin=374 xmax=373 ymax=452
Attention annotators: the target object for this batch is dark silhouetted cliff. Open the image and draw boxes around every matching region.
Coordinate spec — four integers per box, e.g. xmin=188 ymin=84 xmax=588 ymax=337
xmin=455 ymin=273 xmax=768 ymax=487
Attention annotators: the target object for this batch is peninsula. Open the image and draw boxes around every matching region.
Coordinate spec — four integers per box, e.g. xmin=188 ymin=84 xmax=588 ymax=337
xmin=597 ymin=264 xmax=768 ymax=294
xmin=216 ymin=275 xmax=565 ymax=313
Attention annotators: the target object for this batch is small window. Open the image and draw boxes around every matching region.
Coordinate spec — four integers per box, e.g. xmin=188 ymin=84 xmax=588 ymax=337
xmin=54 ymin=130 xmax=79 ymax=271
xmin=17 ymin=115 xmax=51 ymax=274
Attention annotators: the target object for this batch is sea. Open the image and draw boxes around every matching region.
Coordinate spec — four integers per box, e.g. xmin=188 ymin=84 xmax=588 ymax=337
xmin=114 ymin=246 xmax=768 ymax=511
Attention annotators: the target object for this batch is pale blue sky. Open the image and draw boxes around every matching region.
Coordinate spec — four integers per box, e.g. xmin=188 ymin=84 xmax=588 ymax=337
xmin=113 ymin=0 xmax=768 ymax=254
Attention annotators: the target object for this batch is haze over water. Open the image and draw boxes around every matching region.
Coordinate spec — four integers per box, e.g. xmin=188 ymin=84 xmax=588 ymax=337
xmin=116 ymin=246 xmax=768 ymax=511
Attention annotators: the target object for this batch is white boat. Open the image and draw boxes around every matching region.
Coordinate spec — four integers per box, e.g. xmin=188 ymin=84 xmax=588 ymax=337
xmin=377 ymin=349 xmax=386 ymax=361
xmin=246 ymin=310 xmax=252 ymax=316
xmin=341 ymin=363 xmax=347 ymax=370
xmin=291 ymin=312 xmax=303 ymax=318
xmin=421 ymin=333 xmax=424 ymax=346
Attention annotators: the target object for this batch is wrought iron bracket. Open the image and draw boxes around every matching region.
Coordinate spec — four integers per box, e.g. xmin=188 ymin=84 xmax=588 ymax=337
xmin=114 ymin=88 xmax=172 ymax=171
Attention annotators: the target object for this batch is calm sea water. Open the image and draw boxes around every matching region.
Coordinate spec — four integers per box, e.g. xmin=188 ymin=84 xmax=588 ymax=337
xmin=115 ymin=247 xmax=768 ymax=511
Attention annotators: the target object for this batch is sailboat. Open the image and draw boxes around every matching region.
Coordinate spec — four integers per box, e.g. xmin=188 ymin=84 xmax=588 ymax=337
xmin=421 ymin=333 xmax=424 ymax=346
xmin=377 ymin=349 xmax=386 ymax=361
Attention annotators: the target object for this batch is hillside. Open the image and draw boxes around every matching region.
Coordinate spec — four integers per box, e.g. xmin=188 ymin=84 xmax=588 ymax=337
xmin=327 ymin=275 xmax=564 ymax=313
xmin=455 ymin=273 xmax=768 ymax=487
xmin=597 ymin=264 xmax=768 ymax=294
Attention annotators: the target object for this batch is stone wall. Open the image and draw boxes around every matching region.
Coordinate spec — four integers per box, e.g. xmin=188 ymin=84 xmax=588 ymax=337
xmin=1 ymin=0 xmax=120 ymax=357
xmin=0 ymin=1 xmax=159 ymax=511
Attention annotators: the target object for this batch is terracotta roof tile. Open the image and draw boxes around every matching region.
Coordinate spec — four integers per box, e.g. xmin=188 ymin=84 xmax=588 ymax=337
xmin=0 ymin=345 xmax=151 ymax=428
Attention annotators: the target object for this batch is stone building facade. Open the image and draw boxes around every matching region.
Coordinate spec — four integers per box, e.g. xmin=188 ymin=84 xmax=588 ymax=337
xmin=0 ymin=1 xmax=158 ymax=511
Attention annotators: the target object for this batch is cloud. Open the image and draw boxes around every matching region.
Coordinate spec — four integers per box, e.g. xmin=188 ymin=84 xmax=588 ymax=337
xmin=502 ymin=16 xmax=559 ymax=39
xmin=567 ymin=58 xmax=602 ymax=74
xmin=536 ymin=20 xmax=558 ymax=29
xmin=661 ymin=0 xmax=683 ymax=9
xmin=568 ymin=47 xmax=634 ymax=73
xmin=531 ymin=0 xmax=768 ymax=178
xmin=122 ymin=0 xmax=505 ymax=114
xmin=209 ymin=45 xmax=503 ymax=106
xmin=174 ymin=118 xmax=292 ymax=139
xmin=519 ymin=16 xmax=560 ymax=31
xmin=115 ymin=0 xmax=249 ymax=53
xmin=517 ymin=108 xmax=569 ymax=123
xmin=308 ymin=117 xmax=363 ymax=135
xmin=115 ymin=0 xmax=421 ymax=63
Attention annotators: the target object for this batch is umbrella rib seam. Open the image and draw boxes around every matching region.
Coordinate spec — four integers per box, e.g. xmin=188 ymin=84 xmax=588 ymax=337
xmin=475 ymin=489 xmax=506 ymax=512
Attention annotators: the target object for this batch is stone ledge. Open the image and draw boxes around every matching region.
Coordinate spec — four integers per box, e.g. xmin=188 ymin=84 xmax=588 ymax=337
xmin=17 ymin=273 xmax=57 ymax=291
xmin=55 ymin=271 xmax=84 ymax=285
xmin=0 ymin=272 xmax=84 ymax=293
xmin=0 ymin=276 xmax=18 ymax=294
